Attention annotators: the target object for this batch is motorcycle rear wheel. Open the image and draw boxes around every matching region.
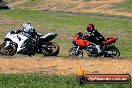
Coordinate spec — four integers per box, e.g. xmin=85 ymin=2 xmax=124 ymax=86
xmin=0 ymin=41 xmax=17 ymax=56
xmin=41 ymin=42 xmax=59 ymax=56
xmin=104 ymin=47 xmax=120 ymax=57
xmin=109 ymin=47 xmax=120 ymax=57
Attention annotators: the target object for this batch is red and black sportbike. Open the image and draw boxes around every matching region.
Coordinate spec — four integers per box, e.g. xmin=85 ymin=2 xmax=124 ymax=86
xmin=69 ymin=32 xmax=120 ymax=57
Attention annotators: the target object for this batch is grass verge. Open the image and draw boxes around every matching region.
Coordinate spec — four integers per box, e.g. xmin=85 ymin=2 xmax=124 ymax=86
xmin=0 ymin=74 xmax=131 ymax=88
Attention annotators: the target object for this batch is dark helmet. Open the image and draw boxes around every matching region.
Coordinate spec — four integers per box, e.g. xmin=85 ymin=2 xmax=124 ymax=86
xmin=87 ymin=24 xmax=95 ymax=32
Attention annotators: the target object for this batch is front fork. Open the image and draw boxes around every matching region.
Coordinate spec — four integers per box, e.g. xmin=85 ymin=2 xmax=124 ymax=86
xmin=76 ymin=46 xmax=80 ymax=55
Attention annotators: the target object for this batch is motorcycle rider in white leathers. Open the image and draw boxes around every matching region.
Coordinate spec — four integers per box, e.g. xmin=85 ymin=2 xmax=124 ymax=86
xmin=16 ymin=23 xmax=41 ymax=53
xmin=22 ymin=23 xmax=41 ymax=37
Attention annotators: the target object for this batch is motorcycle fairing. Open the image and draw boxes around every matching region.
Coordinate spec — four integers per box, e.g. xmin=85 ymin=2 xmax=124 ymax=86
xmin=74 ymin=35 xmax=91 ymax=47
xmin=40 ymin=33 xmax=57 ymax=42
xmin=103 ymin=38 xmax=118 ymax=45
xmin=5 ymin=32 xmax=28 ymax=52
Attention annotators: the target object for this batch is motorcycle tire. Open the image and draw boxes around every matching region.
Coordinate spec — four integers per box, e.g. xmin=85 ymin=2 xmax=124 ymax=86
xmin=69 ymin=47 xmax=83 ymax=57
xmin=0 ymin=41 xmax=17 ymax=56
xmin=110 ymin=47 xmax=120 ymax=57
xmin=104 ymin=47 xmax=120 ymax=57
xmin=41 ymin=42 xmax=59 ymax=56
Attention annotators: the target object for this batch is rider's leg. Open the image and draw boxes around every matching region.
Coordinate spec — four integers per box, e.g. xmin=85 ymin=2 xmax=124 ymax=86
xmin=95 ymin=45 xmax=101 ymax=53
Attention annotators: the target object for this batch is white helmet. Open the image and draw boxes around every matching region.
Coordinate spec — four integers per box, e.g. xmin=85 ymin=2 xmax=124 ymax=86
xmin=23 ymin=23 xmax=33 ymax=32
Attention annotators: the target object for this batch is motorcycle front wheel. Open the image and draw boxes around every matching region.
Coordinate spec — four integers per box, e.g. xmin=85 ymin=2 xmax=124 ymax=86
xmin=41 ymin=42 xmax=59 ymax=56
xmin=69 ymin=47 xmax=83 ymax=57
xmin=0 ymin=41 xmax=17 ymax=56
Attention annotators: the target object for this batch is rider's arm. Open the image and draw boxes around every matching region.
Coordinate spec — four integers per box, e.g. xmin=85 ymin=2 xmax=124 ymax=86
xmin=16 ymin=30 xmax=22 ymax=34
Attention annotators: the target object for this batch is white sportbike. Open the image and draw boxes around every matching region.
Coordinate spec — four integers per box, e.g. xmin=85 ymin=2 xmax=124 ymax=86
xmin=0 ymin=30 xmax=59 ymax=56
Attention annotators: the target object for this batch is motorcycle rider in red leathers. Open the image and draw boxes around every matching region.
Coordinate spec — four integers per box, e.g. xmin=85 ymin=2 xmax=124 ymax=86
xmin=86 ymin=24 xmax=105 ymax=54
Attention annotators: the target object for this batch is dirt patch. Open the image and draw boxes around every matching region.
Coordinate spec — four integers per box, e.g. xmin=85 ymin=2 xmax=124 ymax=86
xmin=0 ymin=56 xmax=132 ymax=76
xmin=0 ymin=17 xmax=17 ymax=33
xmin=0 ymin=17 xmax=16 ymax=25
xmin=79 ymin=0 xmax=132 ymax=17
xmin=9 ymin=0 xmax=27 ymax=7
xmin=9 ymin=0 xmax=132 ymax=17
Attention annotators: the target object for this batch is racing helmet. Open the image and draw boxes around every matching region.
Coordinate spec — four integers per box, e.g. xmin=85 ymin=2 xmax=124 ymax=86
xmin=22 ymin=23 xmax=33 ymax=33
xmin=87 ymin=24 xmax=95 ymax=32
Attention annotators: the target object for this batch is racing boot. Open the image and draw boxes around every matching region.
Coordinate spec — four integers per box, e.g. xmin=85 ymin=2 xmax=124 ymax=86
xmin=95 ymin=45 xmax=102 ymax=54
